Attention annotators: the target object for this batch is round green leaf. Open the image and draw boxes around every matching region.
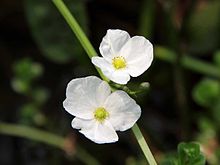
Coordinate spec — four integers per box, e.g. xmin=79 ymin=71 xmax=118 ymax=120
xmin=13 ymin=58 xmax=43 ymax=82
xmin=192 ymin=78 xmax=220 ymax=107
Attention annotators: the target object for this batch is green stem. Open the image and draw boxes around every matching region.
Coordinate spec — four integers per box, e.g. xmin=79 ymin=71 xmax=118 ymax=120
xmin=53 ymin=0 xmax=95 ymax=58
xmin=0 ymin=122 xmax=65 ymax=148
xmin=155 ymin=46 xmax=220 ymax=79
xmin=0 ymin=122 xmax=100 ymax=165
xmin=132 ymin=124 xmax=157 ymax=165
xmin=138 ymin=0 xmax=156 ymax=39
xmin=52 ymin=0 xmax=108 ymax=82
xmin=52 ymin=0 xmax=157 ymax=164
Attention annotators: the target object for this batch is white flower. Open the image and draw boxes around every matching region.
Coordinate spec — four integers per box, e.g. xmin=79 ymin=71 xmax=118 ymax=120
xmin=63 ymin=76 xmax=141 ymax=144
xmin=92 ymin=29 xmax=153 ymax=85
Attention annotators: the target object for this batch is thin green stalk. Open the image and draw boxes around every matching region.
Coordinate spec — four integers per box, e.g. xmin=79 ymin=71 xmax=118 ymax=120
xmin=0 ymin=122 xmax=100 ymax=165
xmin=138 ymin=0 xmax=156 ymax=39
xmin=53 ymin=0 xmax=95 ymax=58
xmin=52 ymin=0 xmax=108 ymax=82
xmin=132 ymin=124 xmax=157 ymax=165
xmin=0 ymin=122 xmax=65 ymax=148
xmin=155 ymin=46 xmax=220 ymax=79
xmin=52 ymin=0 xmax=157 ymax=164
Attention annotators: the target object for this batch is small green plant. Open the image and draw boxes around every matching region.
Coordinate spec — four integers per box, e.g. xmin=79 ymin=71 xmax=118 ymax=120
xmin=161 ymin=142 xmax=206 ymax=165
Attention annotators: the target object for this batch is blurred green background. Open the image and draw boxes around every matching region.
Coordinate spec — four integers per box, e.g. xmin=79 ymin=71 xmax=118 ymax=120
xmin=0 ymin=0 xmax=220 ymax=164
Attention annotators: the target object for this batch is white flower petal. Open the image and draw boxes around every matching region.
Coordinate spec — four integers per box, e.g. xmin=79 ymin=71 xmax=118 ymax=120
xmin=119 ymin=36 xmax=153 ymax=77
xmin=91 ymin=57 xmax=113 ymax=72
xmin=72 ymin=118 xmax=99 ymax=141
xmin=63 ymin=76 xmax=110 ymax=119
xmin=71 ymin=117 xmax=93 ymax=129
xmin=94 ymin=121 xmax=118 ymax=144
xmin=79 ymin=120 xmax=118 ymax=144
xmin=110 ymin=70 xmax=130 ymax=85
xmin=96 ymin=81 xmax=111 ymax=106
xmin=92 ymin=57 xmax=130 ymax=84
xmin=104 ymin=91 xmax=141 ymax=131
xmin=99 ymin=29 xmax=130 ymax=62
xmin=92 ymin=56 xmax=114 ymax=77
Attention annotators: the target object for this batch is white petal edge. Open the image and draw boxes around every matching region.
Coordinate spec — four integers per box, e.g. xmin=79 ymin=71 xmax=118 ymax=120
xmin=74 ymin=118 xmax=118 ymax=144
xmin=119 ymin=36 xmax=153 ymax=77
xmin=104 ymin=90 xmax=141 ymax=131
xmin=110 ymin=70 xmax=130 ymax=85
xmin=72 ymin=117 xmax=94 ymax=129
xmin=99 ymin=29 xmax=130 ymax=62
xmin=63 ymin=76 xmax=109 ymax=119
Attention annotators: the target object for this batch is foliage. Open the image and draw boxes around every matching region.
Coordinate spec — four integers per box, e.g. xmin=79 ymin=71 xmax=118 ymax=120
xmin=1 ymin=0 xmax=220 ymax=164
xmin=25 ymin=0 xmax=88 ymax=63
xmin=192 ymin=78 xmax=220 ymax=108
xmin=177 ymin=142 xmax=205 ymax=165
xmin=12 ymin=58 xmax=43 ymax=94
xmin=161 ymin=142 xmax=206 ymax=165
xmin=11 ymin=58 xmax=48 ymax=126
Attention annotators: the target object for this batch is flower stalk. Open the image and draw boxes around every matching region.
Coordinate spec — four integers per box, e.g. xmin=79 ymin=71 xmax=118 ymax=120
xmin=52 ymin=0 xmax=108 ymax=82
xmin=132 ymin=123 xmax=157 ymax=165
xmin=52 ymin=0 xmax=157 ymax=164
xmin=154 ymin=46 xmax=220 ymax=79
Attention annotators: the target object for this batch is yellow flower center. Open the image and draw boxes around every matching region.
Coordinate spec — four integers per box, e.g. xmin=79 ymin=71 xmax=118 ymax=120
xmin=112 ymin=56 xmax=126 ymax=69
xmin=94 ymin=107 xmax=109 ymax=122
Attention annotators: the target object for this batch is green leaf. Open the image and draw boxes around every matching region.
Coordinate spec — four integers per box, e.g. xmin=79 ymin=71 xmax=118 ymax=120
xmin=25 ymin=0 xmax=88 ymax=63
xmin=11 ymin=78 xmax=30 ymax=94
xmin=13 ymin=58 xmax=43 ymax=83
xmin=192 ymin=78 xmax=220 ymax=107
xmin=11 ymin=58 xmax=43 ymax=94
xmin=178 ymin=142 xmax=206 ymax=165
xmin=160 ymin=158 xmax=178 ymax=165
xmin=186 ymin=1 xmax=220 ymax=54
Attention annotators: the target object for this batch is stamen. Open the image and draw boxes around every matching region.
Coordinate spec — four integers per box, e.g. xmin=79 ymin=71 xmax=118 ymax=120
xmin=112 ymin=56 xmax=126 ymax=69
xmin=94 ymin=107 xmax=109 ymax=122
